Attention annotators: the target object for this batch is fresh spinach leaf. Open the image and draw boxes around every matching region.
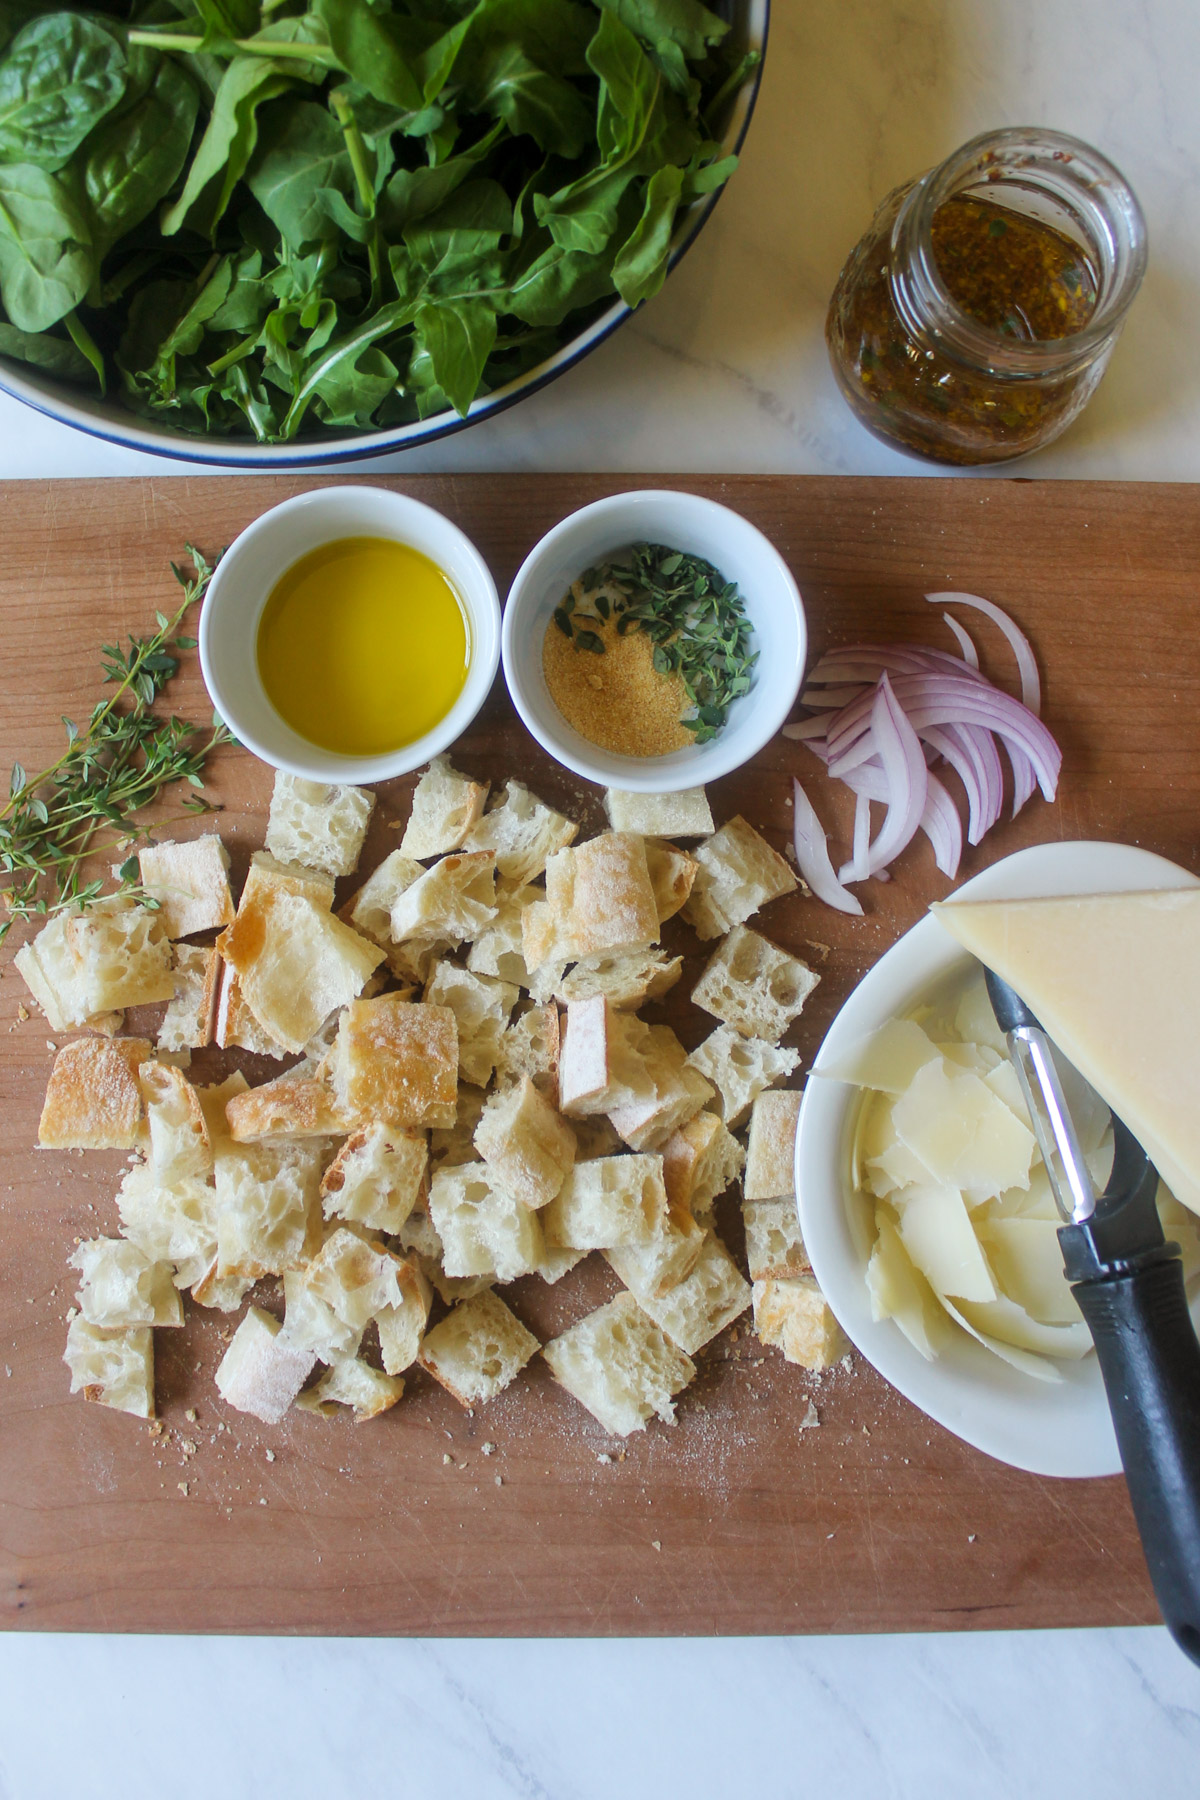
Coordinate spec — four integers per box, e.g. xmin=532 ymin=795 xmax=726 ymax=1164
xmin=82 ymin=54 xmax=199 ymax=260
xmin=0 ymin=11 xmax=128 ymax=171
xmin=594 ymin=0 xmax=729 ymax=62
xmin=311 ymin=0 xmax=436 ymax=112
xmin=0 ymin=315 xmax=90 ymax=378
xmin=245 ymin=98 xmax=354 ymax=250
xmin=161 ymin=55 xmax=309 ymax=238
xmin=0 ymin=159 xmax=90 ymax=330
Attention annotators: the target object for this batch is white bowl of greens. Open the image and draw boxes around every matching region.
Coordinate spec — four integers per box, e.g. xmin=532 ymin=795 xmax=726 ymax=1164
xmin=0 ymin=0 xmax=768 ymax=465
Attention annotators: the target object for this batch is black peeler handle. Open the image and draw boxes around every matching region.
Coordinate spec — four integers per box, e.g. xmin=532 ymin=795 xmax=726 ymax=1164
xmin=1070 ymin=1254 xmax=1200 ymax=1667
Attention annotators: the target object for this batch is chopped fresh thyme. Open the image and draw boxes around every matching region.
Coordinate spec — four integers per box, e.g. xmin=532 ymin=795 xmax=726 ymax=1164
xmin=554 ymin=543 xmax=757 ymax=743
xmin=0 ymin=546 xmax=231 ymax=943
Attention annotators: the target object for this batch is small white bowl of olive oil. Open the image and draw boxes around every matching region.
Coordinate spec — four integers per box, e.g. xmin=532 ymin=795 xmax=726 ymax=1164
xmin=199 ymin=486 xmax=501 ymax=783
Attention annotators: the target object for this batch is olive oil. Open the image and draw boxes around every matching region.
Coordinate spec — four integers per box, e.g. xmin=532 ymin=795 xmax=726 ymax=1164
xmin=257 ymin=536 xmax=469 ymax=756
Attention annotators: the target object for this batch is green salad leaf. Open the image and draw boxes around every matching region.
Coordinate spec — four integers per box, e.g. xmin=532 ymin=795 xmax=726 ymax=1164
xmin=0 ymin=0 xmax=757 ymax=439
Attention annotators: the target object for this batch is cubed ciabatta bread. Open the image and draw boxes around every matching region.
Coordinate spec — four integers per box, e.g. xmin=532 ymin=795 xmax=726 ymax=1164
xmin=64 ymin=1317 xmax=154 ymax=1418
xmin=116 ymin=1160 xmax=219 ymax=1289
xmin=375 ymin=1255 xmax=433 ymax=1375
xmin=474 ymin=1075 xmax=576 ymax=1210
xmin=430 ymin=1083 xmax=487 ymax=1168
xmin=159 ymin=943 xmax=220 ymax=1052
xmin=400 ymin=755 xmax=488 ymax=859
xmin=293 ymin=1227 xmax=417 ymax=1347
xmin=424 ymin=961 xmax=517 ymax=1087
xmin=65 ymin=896 xmax=176 ymax=1012
xmin=540 ymin=832 xmax=659 ymax=961
xmin=213 ymin=1137 xmax=328 ymax=1280
xmin=298 ymin=1357 xmax=405 ymax=1421
xmin=243 ymin=850 xmax=337 ymax=908
xmin=214 ymin=960 xmax=288 ymax=1057
xmin=137 ymin=835 xmax=235 ymax=939
xmin=570 ymin=1115 xmax=624 ymax=1161
xmin=691 ymin=926 xmax=819 ymax=1043
xmin=196 ymin=1070 xmax=248 ymax=1154
xmin=744 ymin=1088 xmax=802 ymax=1199
xmin=534 ymin=1244 xmax=587 ymax=1285
xmin=428 ymin=1163 xmax=544 ymax=1280
xmin=543 ymin=1293 xmax=695 ymax=1437
xmin=69 ymin=1238 xmax=183 ymax=1329
xmin=743 ymin=1198 xmax=811 ymax=1281
xmin=606 ymin=1024 xmax=714 ymax=1152
xmin=753 ymin=1276 xmax=846 ymax=1369
xmin=215 ymin=1305 xmax=317 ymax=1424
xmin=461 ymin=780 xmax=577 ymax=889
xmin=342 ymin=848 xmax=429 ymax=970
xmin=556 ymin=948 xmax=682 ymax=1011
xmin=609 ymin=1230 xmax=751 ymax=1354
xmin=330 ymin=995 xmax=459 ymax=1130
xmin=604 ymin=787 xmax=714 ymax=838
xmin=15 ymin=911 xmax=121 ymax=1033
xmin=541 ymin=1153 xmax=667 ymax=1250
xmin=558 ymin=995 xmax=629 ymax=1114
xmin=418 ymin=1289 xmax=540 ymax=1406
xmin=644 ymin=839 xmax=698 ymax=923
xmin=225 ymin=1073 xmax=348 ymax=1141
xmin=661 ymin=1111 xmax=745 ymax=1224
xmin=558 ymin=1002 xmax=711 ymax=1148
xmin=494 ymin=1002 xmax=560 ymax=1104
xmin=686 ymin=1024 xmax=801 ymax=1127
xmin=601 ymin=1186 xmax=706 ymax=1299
xmin=139 ymin=1060 xmax=211 ymax=1182
xmin=320 ymin=1123 xmax=428 ymax=1234
xmin=465 ymin=887 xmax=539 ymax=986
xmin=389 ymin=851 xmax=497 ymax=946
xmin=282 ymin=1263 xmax=362 ymax=1363
xmin=682 ymin=816 xmax=798 ymax=940
xmin=265 ymin=772 xmax=374 ymax=877
xmin=38 ymin=1036 xmax=152 ymax=1149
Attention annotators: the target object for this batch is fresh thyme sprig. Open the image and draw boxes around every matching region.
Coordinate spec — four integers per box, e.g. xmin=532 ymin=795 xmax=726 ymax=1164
xmin=552 ymin=543 xmax=758 ymax=744
xmin=0 ymin=546 xmax=231 ymax=943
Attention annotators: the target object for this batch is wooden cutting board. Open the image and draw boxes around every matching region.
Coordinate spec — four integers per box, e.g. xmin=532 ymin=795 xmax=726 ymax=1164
xmin=2 ymin=473 xmax=1197 ymax=1639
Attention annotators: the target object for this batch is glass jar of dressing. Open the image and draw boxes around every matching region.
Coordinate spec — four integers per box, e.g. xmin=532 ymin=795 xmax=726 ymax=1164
xmin=825 ymin=127 xmax=1148 ymax=465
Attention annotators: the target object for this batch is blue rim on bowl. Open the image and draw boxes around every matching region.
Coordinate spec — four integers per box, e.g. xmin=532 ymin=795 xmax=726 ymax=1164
xmin=0 ymin=2 xmax=770 ymax=469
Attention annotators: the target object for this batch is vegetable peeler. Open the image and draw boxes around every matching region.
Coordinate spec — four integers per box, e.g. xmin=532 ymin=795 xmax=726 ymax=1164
xmin=986 ymin=968 xmax=1200 ymax=1666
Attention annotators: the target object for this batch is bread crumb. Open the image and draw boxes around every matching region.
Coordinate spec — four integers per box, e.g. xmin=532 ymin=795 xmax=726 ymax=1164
xmin=265 ymin=1448 xmax=276 ymax=1462
xmin=481 ymin=1441 xmax=495 ymax=1456
xmin=443 ymin=1453 xmax=452 ymax=1465
xmin=177 ymin=1482 xmax=188 ymax=1496
xmin=597 ymin=1453 xmax=612 ymax=1465
xmin=16 ymin=1004 xmax=28 ymax=1021
xmin=494 ymin=1475 xmax=502 ymax=1487
xmin=651 ymin=1540 xmax=661 ymax=1552
xmin=968 ymin=1534 xmax=977 ymax=1544
xmin=799 ymin=1401 xmax=819 ymax=1432
xmin=185 ymin=1408 xmax=197 ymax=1422
xmin=259 ymin=1497 xmax=267 ymax=1506
xmin=181 ymin=1438 xmax=197 ymax=1456
xmin=45 ymin=1040 xmax=57 ymax=1053
xmin=826 ymin=1532 xmax=835 ymax=1539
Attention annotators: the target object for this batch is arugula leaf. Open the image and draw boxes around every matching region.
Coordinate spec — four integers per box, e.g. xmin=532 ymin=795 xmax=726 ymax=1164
xmin=413 ymin=293 xmax=496 ymax=415
xmin=0 ymin=160 xmax=91 ymax=331
xmin=594 ymin=0 xmax=729 ymax=62
xmin=160 ymin=56 xmax=308 ymax=239
xmin=612 ymin=158 xmax=681 ymax=306
xmin=245 ymin=98 xmax=355 ymax=250
xmin=311 ymin=0 xmax=436 ymax=113
xmin=0 ymin=11 xmax=128 ymax=171
xmin=465 ymin=41 xmax=592 ymax=157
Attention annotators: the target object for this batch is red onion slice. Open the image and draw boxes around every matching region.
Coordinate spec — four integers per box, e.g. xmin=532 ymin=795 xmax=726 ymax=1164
xmin=841 ymin=790 xmax=873 ymax=883
xmin=791 ymin=778 xmax=864 ymax=915
xmin=927 ymin=590 xmax=1042 ymax=715
xmin=941 ymin=613 xmax=980 ymax=668
xmin=859 ymin=674 xmax=928 ymax=876
xmin=841 ymin=757 xmax=963 ymax=879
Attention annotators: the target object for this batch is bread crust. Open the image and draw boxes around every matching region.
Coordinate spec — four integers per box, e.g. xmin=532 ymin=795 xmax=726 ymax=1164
xmin=38 ymin=1036 xmax=152 ymax=1149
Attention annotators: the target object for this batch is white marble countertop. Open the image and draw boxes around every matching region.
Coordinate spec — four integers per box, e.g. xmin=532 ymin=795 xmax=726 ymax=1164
xmin=2 ymin=0 xmax=1199 ymax=1791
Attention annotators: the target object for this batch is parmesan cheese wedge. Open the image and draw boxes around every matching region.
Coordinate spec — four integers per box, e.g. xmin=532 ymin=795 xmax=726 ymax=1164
xmin=933 ymin=887 xmax=1200 ymax=1215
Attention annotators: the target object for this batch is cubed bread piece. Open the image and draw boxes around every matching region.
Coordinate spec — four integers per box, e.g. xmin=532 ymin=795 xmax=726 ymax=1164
xmin=64 ymin=1317 xmax=154 ymax=1418
xmin=242 ymin=850 xmax=337 ymax=909
xmin=520 ymin=901 xmax=572 ymax=979
xmin=424 ymin=961 xmax=518 ymax=1087
xmin=139 ymin=1061 xmax=211 ymax=1182
xmin=558 ymin=997 xmax=652 ymax=1116
xmin=342 ymin=847 xmax=428 ymax=970
xmin=556 ymin=948 xmax=683 ymax=1011
xmin=196 ymin=1070 xmax=248 ymax=1156
xmin=743 ymin=1198 xmax=811 ymax=1282
xmin=215 ymin=1305 xmax=318 ymax=1423
xmin=687 ymin=1024 xmax=801 ymax=1128
xmin=191 ymin=1259 xmax=254 ymax=1313
xmin=213 ymin=1137 xmax=328 ymax=1280
xmin=64 ymin=897 xmax=176 ymax=1012
xmin=691 ymin=926 xmax=819 ymax=1043
xmin=606 ymin=1024 xmax=714 ymax=1152
xmin=418 ymin=1289 xmax=539 ymax=1406
xmin=329 ymin=995 xmax=458 ymax=1131
xmin=428 ymin=1163 xmax=544 ymax=1280
xmin=398 ymin=1196 xmax=491 ymax=1303
xmin=116 ymin=1161 xmax=219 ymax=1287
xmin=225 ymin=1073 xmax=349 ymax=1141
xmin=14 ymin=912 xmax=120 ymax=1033
xmin=644 ymin=839 xmax=698 ymax=923
xmin=753 ymin=1275 xmax=846 ymax=1369
xmin=159 ymin=943 xmax=220 ymax=1052
xmin=38 ymin=1036 xmax=152 ymax=1149
xmin=682 ymin=816 xmax=798 ymax=940
xmin=461 ymin=779 xmax=578 ymax=889
xmin=219 ymin=877 xmax=384 ymax=1055
xmin=474 ymin=1075 xmax=576 ymax=1210
xmin=661 ymin=1111 xmax=745 ymax=1225
xmin=494 ymin=1002 xmax=560 ymax=1105
xmin=535 ymin=1244 xmax=587 ymax=1285
xmin=296 ymin=1226 xmax=417 ymax=1340
xmin=282 ymin=1265 xmax=362 ymax=1362
xmin=265 ymin=772 xmax=374 ymax=877
xmin=137 ymin=835 xmax=235 ymax=939
xmin=69 ymin=1238 xmax=183 ymax=1329
xmin=543 ymin=1293 xmax=694 ymax=1437
xmin=542 ymin=832 xmax=659 ymax=960
xmin=298 ymin=1357 xmax=405 ymax=1421
xmin=400 ymin=755 xmax=489 ymax=859
xmin=609 ymin=1230 xmax=751 ymax=1354
xmin=214 ymin=961 xmax=288 ymax=1057
xmin=604 ymin=788 xmax=714 ymax=838
xmin=541 ymin=1153 xmax=667 ymax=1250
xmin=599 ymin=1188 xmax=706 ymax=1299
xmin=570 ymin=1116 xmax=624 ymax=1161
xmin=389 ymin=851 xmax=497 ymax=946
xmin=320 ymin=1123 xmax=427 ymax=1234
xmin=744 ymin=1088 xmax=803 ymax=1199
xmin=466 ymin=887 xmax=540 ymax=985
xmin=375 ymin=1255 xmax=433 ymax=1375
xmin=429 ymin=1083 xmax=487 ymax=1168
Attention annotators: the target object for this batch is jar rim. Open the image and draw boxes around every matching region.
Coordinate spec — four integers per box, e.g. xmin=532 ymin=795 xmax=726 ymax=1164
xmin=891 ymin=126 xmax=1149 ymax=377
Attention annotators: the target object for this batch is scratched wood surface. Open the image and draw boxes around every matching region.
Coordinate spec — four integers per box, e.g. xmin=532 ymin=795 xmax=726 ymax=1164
xmin=2 ymin=473 xmax=1197 ymax=1638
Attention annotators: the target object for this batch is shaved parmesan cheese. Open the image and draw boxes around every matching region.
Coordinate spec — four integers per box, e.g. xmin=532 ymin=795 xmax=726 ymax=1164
xmin=891 ymin=1058 xmax=1035 ymax=1201
xmin=939 ymin=1296 xmax=1063 ymax=1384
xmin=895 ymin=1182 xmax=997 ymax=1303
xmin=866 ymin=1214 xmax=948 ymax=1360
xmin=821 ymin=1017 xmax=940 ymax=1093
xmin=952 ymin=974 xmax=1008 ymax=1055
xmin=977 ymin=1217 xmax=1083 ymax=1325
xmin=955 ymin=1295 xmax=1092 ymax=1361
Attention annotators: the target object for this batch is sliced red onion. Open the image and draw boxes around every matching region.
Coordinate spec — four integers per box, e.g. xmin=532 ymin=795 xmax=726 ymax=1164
xmin=781 ymin=716 xmax=831 ymax=743
xmin=1008 ymin=744 xmax=1037 ymax=815
xmin=791 ymin=778 xmax=864 ymax=915
xmin=857 ymin=675 xmax=928 ymax=876
xmin=841 ymin=789 xmax=873 ymax=883
xmin=941 ymin=613 xmax=979 ymax=668
xmin=841 ymin=756 xmax=963 ymax=878
xmin=927 ymin=590 xmax=1042 ymax=715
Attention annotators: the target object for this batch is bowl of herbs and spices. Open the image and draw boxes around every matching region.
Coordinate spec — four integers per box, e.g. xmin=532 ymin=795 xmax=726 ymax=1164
xmin=502 ymin=490 xmax=806 ymax=793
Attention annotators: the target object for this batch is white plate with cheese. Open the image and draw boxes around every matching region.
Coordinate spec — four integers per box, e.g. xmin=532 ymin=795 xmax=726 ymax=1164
xmin=796 ymin=839 xmax=1200 ymax=1478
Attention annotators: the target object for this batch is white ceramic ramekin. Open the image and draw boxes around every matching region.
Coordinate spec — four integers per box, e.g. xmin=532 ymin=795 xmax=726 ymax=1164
xmin=199 ymin=486 xmax=500 ymax=783
xmin=501 ymin=490 xmax=806 ymax=794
